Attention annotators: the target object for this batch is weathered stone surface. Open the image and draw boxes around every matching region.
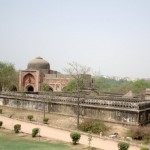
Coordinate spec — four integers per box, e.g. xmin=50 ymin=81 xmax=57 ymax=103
xmin=0 ymin=92 xmax=150 ymax=125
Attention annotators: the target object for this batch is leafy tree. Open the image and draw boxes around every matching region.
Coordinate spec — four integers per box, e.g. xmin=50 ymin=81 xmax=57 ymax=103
xmin=131 ymin=79 xmax=150 ymax=94
xmin=40 ymin=83 xmax=53 ymax=91
xmin=63 ymin=79 xmax=84 ymax=92
xmin=95 ymin=76 xmax=131 ymax=94
xmin=95 ymin=76 xmax=150 ymax=95
xmin=0 ymin=61 xmax=18 ymax=91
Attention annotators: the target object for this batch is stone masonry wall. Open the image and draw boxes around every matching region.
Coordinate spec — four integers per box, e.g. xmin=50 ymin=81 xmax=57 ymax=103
xmin=0 ymin=94 xmax=143 ymax=125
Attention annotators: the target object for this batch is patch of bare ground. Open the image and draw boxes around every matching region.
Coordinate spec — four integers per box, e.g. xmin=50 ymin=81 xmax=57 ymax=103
xmin=0 ymin=105 xmax=129 ymax=136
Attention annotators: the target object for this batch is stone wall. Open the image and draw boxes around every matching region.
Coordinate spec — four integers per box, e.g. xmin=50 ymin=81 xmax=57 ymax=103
xmin=0 ymin=92 xmax=150 ymax=125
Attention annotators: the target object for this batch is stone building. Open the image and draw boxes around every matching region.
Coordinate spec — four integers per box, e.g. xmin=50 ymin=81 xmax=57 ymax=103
xmin=19 ymin=57 xmax=93 ymax=92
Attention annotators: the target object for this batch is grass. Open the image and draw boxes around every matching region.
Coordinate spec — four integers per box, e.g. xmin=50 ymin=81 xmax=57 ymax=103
xmin=0 ymin=129 xmax=72 ymax=150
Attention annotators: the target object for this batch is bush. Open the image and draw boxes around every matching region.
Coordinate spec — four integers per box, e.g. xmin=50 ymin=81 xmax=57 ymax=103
xmin=126 ymin=127 xmax=150 ymax=140
xmin=118 ymin=142 xmax=129 ymax=150
xmin=70 ymin=132 xmax=81 ymax=145
xmin=27 ymin=115 xmax=33 ymax=121
xmin=0 ymin=109 xmax=2 ymax=114
xmin=79 ymin=119 xmax=108 ymax=134
xmin=32 ymin=128 xmax=39 ymax=137
xmin=140 ymin=147 xmax=149 ymax=150
xmin=14 ymin=124 xmax=21 ymax=133
xmin=43 ymin=118 xmax=49 ymax=124
xmin=0 ymin=121 xmax=3 ymax=128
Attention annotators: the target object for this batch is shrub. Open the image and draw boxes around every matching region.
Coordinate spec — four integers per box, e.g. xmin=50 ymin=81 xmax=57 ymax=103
xmin=140 ymin=147 xmax=149 ymax=150
xmin=32 ymin=128 xmax=39 ymax=137
xmin=0 ymin=121 xmax=3 ymax=128
xmin=14 ymin=124 xmax=21 ymax=133
xmin=43 ymin=118 xmax=49 ymax=124
xmin=70 ymin=132 xmax=81 ymax=145
xmin=79 ymin=119 xmax=108 ymax=134
xmin=126 ymin=127 xmax=150 ymax=140
xmin=0 ymin=109 xmax=2 ymax=114
xmin=27 ymin=115 xmax=33 ymax=121
xmin=118 ymin=142 xmax=130 ymax=150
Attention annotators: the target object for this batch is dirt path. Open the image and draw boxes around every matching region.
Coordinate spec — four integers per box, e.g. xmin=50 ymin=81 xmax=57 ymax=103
xmin=0 ymin=115 xmax=140 ymax=150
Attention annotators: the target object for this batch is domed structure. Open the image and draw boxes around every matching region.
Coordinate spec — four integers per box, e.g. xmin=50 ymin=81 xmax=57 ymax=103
xmin=27 ymin=57 xmax=50 ymax=74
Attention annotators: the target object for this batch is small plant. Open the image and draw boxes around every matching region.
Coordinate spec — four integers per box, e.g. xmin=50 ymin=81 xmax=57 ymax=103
xmin=79 ymin=119 xmax=108 ymax=134
xmin=14 ymin=124 xmax=21 ymax=133
xmin=118 ymin=142 xmax=129 ymax=150
xmin=32 ymin=128 xmax=39 ymax=137
xmin=27 ymin=115 xmax=33 ymax=121
xmin=126 ymin=126 xmax=150 ymax=141
xmin=88 ymin=131 xmax=92 ymax=149
xmin=43 ymin=118 xmax=49 ymax=124
xmin=140 ymin=147 xmax=149 ymax=150
xmin=0 ymin=121 xmax=3 ymax=128
xmin=70 ymin=132 xmax=81 ymax=145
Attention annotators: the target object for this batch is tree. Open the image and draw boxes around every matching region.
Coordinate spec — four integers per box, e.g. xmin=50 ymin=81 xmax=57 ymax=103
xmin=0 ymin=61 xmax=18 ymax=91
xmin=40 ymin=83 xmax=53 ymax=91
xmin=65 ymin=62 xmax=90 ymax=128
xmin=131 ymin=79 xmax=150 ymax=94
xmin=63 ymin=79 xmax=84 ymax=92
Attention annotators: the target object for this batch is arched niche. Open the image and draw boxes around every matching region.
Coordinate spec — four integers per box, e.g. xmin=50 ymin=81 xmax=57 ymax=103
xmin=26 ymin=85 xmax=34 ymax=92
xmin=23 ymin=73 xmax=35 ymax=86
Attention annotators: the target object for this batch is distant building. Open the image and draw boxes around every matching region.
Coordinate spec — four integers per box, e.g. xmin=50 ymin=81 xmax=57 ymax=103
xmin=19 ymin=57 xmax=94 ymax=92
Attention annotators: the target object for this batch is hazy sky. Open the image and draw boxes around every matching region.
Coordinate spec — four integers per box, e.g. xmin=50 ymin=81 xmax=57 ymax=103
xmin=0 ymin=0 xmax=150 ymax=78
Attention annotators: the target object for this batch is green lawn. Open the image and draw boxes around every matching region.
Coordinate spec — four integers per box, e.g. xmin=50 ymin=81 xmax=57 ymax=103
xmin=0 ymin=130 xmax=72 ymax=150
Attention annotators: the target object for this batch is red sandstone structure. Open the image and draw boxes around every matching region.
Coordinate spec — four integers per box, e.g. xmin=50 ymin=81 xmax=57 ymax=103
xmin=19 ymin=57 xmax=93 ymax=92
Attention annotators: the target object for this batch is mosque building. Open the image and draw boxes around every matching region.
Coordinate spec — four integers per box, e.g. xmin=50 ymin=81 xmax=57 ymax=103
xmin=19 ymin=57 xmax=93 ymax=92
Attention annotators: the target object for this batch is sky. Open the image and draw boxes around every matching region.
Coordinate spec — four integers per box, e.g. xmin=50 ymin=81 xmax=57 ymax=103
xmin=0 ymin=0 xmax=150 ymax=78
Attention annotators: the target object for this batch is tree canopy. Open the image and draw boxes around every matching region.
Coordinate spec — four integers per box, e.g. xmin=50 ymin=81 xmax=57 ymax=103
xmin=0 ymin=61 xmax=18 ymax=91
xmin=95 ymin=76 xmax=150 ymax=94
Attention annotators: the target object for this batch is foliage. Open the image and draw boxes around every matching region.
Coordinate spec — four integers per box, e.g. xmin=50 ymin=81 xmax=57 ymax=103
xmin=88 ymin=131 xmax=92 ymax=148
xmin=0 ymin=121 xmax=3 ymax=128
xmin=70 ymin=132 xmax=81 ymax=145
xmin=32 ymin=128 xmax=39 ymax=137
xmin=43 ymin=118 xmax=49 ymax=124
xmin=40 ymin=83 xmax=53 ymax=91
xmin=79 ymin=119 xmax=108 ymax=134
xmin=131 ymin=79 xmax=150 ymax=94
xmin=0 ymin=61 xmax=18 ymax=91
xmin=0 ymin=109 xmax=2 ymax=114
xmin=65 ymin=62 xmax=90 ymax=92
xmin=118 ymin=142 xmax=129 ymax=150
xmin=140 ymin=147 xmax=149 ymax=150
xmin=27 ymin=115 xmax=33 ymax=121
xmin=126 ymin=127 xmax=150 ymax=140
xmin=95 ymin=76 xmax=150 ymax=94
xmin=63 ymin=79 xmax=83 ymax=92
xmin=95 ymin=76 xmax=132 ymax=94
xmin=14 ymin=124 xmax=21 ymax=133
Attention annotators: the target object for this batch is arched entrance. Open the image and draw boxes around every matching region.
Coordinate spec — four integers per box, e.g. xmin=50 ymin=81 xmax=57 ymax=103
xmin=26 ymin=85 xmax=34 ymax=92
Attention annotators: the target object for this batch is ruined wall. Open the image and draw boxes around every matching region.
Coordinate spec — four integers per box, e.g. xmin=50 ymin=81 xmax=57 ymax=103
xmin=1 ymin=93 xmax=147 ymax=125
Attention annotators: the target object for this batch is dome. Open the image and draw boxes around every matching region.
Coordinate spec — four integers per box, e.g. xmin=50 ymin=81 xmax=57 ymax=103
xmin=27 ymin=57 xmax=50 ymax=70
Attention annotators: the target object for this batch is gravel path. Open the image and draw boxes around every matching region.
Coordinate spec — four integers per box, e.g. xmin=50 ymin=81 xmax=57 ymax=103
xmin=0 ymin=115 xmax=140 ymax=150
